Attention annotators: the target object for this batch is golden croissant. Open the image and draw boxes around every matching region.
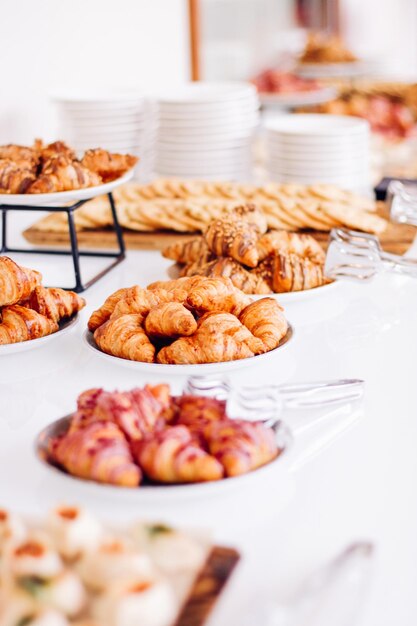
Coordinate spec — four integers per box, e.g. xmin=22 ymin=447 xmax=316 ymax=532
xmin=0 ymin=144 xmax=39 ymax=171
xmin=81 ymin=149 xmax=138 ymax=182
xmin=26 ymin=286 xmax=85 ymax=322
xmin=227 ymin=203 xmax=268 ymax=234
xmin=162 ymin=237 xmax=212 ymax=265
xmin=50 ymin=421 xmax=141 ymax=487
xmin=133 ymin=425 xmax=224 ymax=483
xmin=197 ymin=312 xmax=264 ymax=354
xmin=186 ymin=276 xmax=252 ymax=316
xmin=28 ymin=155 xmax=102 ymax=193
xmin=94 ymin=313 xmax=155 ymax=362
xmin=0 ymin=305 xmax=58 ymax=344
xmin=88 ymin=287 xmax=133 ymax=331
xmin=147 ymin=275 xmax=204 ymax=294
xmin=145 ymin=302 xmax=197 ymax=338
xmin=269 ymin=251 xmax=329 ymax=292
xmin=182 ymin=257 xmax=272 ymax=295
xmin=257 ymin=231 xmax=325 ymax=264
xmin=0 ymin=256 xmax=42 ymax=306
xmin=157 ymin=331 xmax=255 ymax=365
xmin=204 ymin=419 xmax=278 ymax=477
xmin=239 ymin=298 xmax=288 ymax=351
xmin=110 ymin=286 xmax=187 ymax=319
xmin=204 ymin=217 xmax=259 ymax=268
xmin=0 ymin=159 xmax=36 ymax=193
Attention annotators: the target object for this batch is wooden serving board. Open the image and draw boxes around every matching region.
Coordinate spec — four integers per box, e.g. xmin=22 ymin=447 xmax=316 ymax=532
xmin=177 ymin=546 xmax=240 ymax=626
xmin=22 ymin=205 xmax=417 ymax=255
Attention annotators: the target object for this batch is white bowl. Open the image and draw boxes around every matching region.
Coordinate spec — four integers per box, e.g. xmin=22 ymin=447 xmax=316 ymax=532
xmin=0 ymin=315 xmax=79 ymax=355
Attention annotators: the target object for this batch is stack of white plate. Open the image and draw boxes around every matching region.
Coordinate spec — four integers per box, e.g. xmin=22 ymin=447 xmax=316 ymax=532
xmin=52 ymin=89 xmax=158 ymax=182
xmin=265 ymin=114 xmax=371 ymax=193
xmin=155 ymin=82 xmax=259 ymax=181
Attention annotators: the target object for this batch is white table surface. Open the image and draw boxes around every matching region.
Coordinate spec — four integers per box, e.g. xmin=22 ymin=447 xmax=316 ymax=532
xmin=1 ymin=214 xmax=417 ymax=625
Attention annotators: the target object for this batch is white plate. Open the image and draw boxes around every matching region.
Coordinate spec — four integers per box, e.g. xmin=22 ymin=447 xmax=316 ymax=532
xmin=83 ymin=324 xmax=294 ymax=375
xmin=0 ymin=314 xmax=79 ymax=355
xmin=252 ymin=281 xmax=340 ymax=304
xmin=265 ymin=114 xmax=369 ymax=137
xmin=259 ymin=86 xmax=337 ymax=108
xmin=0 ymin=170 xmax=134 ymax=207
xmin=156 ymin=82 xmax=257 ymax=103
xmin=36 ymin=414 xmax=292 ymax=501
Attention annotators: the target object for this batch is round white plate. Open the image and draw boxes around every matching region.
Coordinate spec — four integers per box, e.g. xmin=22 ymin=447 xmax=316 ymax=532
xmin=265 ymin=114 xmax=369 ymax=138
xmin=36 ymin=415 xmax=292 ymax=501
xmin=0 ymin=314 xmax=79 ymax=355
xmin=259 ymin=86 xmax=337 ymax=108
xmin=252 ymin=280 xmax=340 ymax=305
xmin=156 ymin=82 xmax=257 ymax=103
xmin=83 ymin=324 xmax=294 ymax=375
xmin=0 ymin=170 xmax=134 ymax=207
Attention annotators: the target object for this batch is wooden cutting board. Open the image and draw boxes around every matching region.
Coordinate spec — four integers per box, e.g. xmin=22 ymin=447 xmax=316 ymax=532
xmin=22 ymin=205 xmax=417 ymax=255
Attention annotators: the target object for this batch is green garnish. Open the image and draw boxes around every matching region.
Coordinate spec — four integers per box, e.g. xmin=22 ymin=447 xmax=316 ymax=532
xmin=147 ymin=524 xmax=173 ymax=537
xmin=17 ymin=576 xmax=48 ymax=597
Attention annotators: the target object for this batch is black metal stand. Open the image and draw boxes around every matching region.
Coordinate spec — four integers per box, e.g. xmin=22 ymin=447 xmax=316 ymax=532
xmin=0 ymin=192 xmax=125 ymax=293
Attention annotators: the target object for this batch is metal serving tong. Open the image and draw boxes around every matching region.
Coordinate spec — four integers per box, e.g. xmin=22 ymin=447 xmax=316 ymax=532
xmin=387 ymin=179 xmax=417 ymax=226
xmin=324 ymin=227 xmax=417 ymax=281
xmin=185 ymin=376 xmax=364 ymax=424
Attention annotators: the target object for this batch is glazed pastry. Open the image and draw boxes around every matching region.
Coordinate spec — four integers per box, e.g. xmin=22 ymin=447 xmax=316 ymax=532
xmin=157 ymin=331 xmax=255 ymax=365
xmin=182 ymin=257 xmax=272 ymax=295
xmin=38 ymin=140 xmax=77 ymax=164
xmin=0 ymin=305 xmax=58 ymax=344
xmin=94 ymin=314 xmax=155 ymax=362
xmin=175 ymin=395 xmax=227 ymax=436
xmin=0 ymin=256 xmax=42 ymax=306
xmin=26 ymin=286 xmax=86 ymax=322
xmin=109 ymin=286 xmax=187 ymax=319
xmin=270 ymin=251 xmax=328 ymax=292
xmin=0 ymin=144 xmax=39 ymax=171
xmin=28 ymin=156 xmax=102 ymax=193
xmin=227 ymin=203 xmax=268 ymax=234
xmin=46 ymin=506 xmax=104 ymax=560
xmin=197 ymin=312 xmax=264 ymax=354
xmin=50 ymin=421 xmax=141 ymax=487
xmin=144 ymin=302 xmax=197 ymax=338
xmin=186 ymin=276 xmax=252 ymax=316
xmin=204 ymin=419 xmax=278 ymax=477
xmin=204 ymin=217 xmax=259 ymax=267
xmin=239 ymin=298 xmax=288 ymax=351
xmin=88 ymin=287 xmax=134 ymax=331
xmin=162 ymin=237 xmax=212 ymax=265
xmin=81 ymin=149 xmax=138 ymax=182
xmin=0 ymin=159 xmax=36 ymax=193
xmin=147 ymin=275 xmax=204 ymax=294
xmin=257 ymin=231 xmax=325 ymax=263
xmin=133 ymin=425 xmax=224 ymax=483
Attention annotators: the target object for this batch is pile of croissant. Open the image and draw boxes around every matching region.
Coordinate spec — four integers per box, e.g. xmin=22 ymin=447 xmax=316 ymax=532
xmin=88 ymin=275 xmax=289 ymax=364
xmin=163 ymin=203 xmax=330 ymax=294
xmin=0 ymin=139 xmax=137 ymax=194
xmin=48 ymin=384 xmax=281 ymax=487
xmin=0 ymin=256 xmax=85 ymax=344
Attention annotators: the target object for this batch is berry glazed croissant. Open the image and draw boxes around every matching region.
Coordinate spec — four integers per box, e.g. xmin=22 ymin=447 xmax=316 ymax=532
xmin=175 ymin=395 xmax=227 ymax=435
xmin=81 ymin=149 xmax=138 ymax=182
xmin=186 ymin=276 xmax=252 ymax=316
xmin=144 ymin=302 xmax=197 ymax=338
xmin=94 ymin=313 xmax=156 ymax=362
xmin=0 ymin=305 xmax=58 ymax=344
xmin=88 ymin=287 xmax=134 ymax=331
xmin=26 ymin=286 xmax=85 ymax=322
xmin=0 ymin=256 xmax=42 ymax=306
xmin=50 ymin=421 xmax=141 ymax=487
xmin=133 ymin=425 xmax=224 ymax=483
xmin=239 ymin=298 xmax=288 ymax=351
xmin=157 ymin=331 xmax=255 ymax=365
xmin=28 ymin=155 xmax=102 ymax=193
xmin=204 ymin=217 xmax=260 ymax=268
xmin=204 ymin=420 xmax=278 ymax=477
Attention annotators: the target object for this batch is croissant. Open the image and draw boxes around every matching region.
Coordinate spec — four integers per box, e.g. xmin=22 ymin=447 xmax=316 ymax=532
xmin=0 ymin=305 xmax=58 ymax=344
xmin=257 ymin=231 xmax=325 ymax=264
xmin=204 ymin=420 xmax=278 ymax=477
xmin=197 ymin=312 xmax=264 ymax=354
xmin=0 ymin=144 xmax=39 ymax=171
xmin=186 ymin=276 xmax=252 ymax=316
xmin=162 ymin=237 xmax=212 ymax=264
xmin=50 ymin=421 xmax=141 ymax=487
xmin=145 ymin=302 xmax=197 ymax=338
xmin=133 ymin=425 xmax=224 ymax=483
xmin=175 ymin=395 xmax=227 ymax=435
xmin=38 ymin=140 xmax=77 ymax=164
xmin=0 ymin=256 xmax=42 ymax=306
xmin=147 ymin=276 xmax=204 ymax=294
xmin=226 ymin=203 xmax=268 ymax=234
xmin=204 ymin=218 xmax=259 ymax=268
xmin=182 ymin=257 xmax=272 ymax=295
xmin=94 ymin=313 xmax=155 ymax=362
xmin=28 ymin=155 xmax=102 ymax=193
xmin=270 ymin=251 xmax=328 ymax=292
xmin=81 ymin=149 xmax=138 ymax=182
xmin=26 ymin=286 xmax=85 ymax=322
xmin=110 ymin=286 xmax=187 ymax=319
xmin=157 ymin=331 xmax=255 ymax=364
xmin=239 ymin=298 xmax=288 ymax=351
xmin=0 ymin=159 xmax=36 ymax=192
xmin=88 ymin=287 xmax=134 ymax=331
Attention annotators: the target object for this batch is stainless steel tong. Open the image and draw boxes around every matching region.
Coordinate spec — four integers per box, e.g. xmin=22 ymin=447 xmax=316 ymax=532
xmin=324 ymin=227 xmax=417 ymax=281
xmin=185 ymin=376 xmax=364 ymax=424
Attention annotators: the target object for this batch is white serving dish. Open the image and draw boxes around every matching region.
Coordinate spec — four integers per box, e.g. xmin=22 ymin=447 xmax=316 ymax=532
xmin=83 ymin=324 xmax=294 ymax=375
xmin=0 ymin=314 xmax=80 ymax=355
xmin=265 ymin=114 xmax=369 ymax=138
